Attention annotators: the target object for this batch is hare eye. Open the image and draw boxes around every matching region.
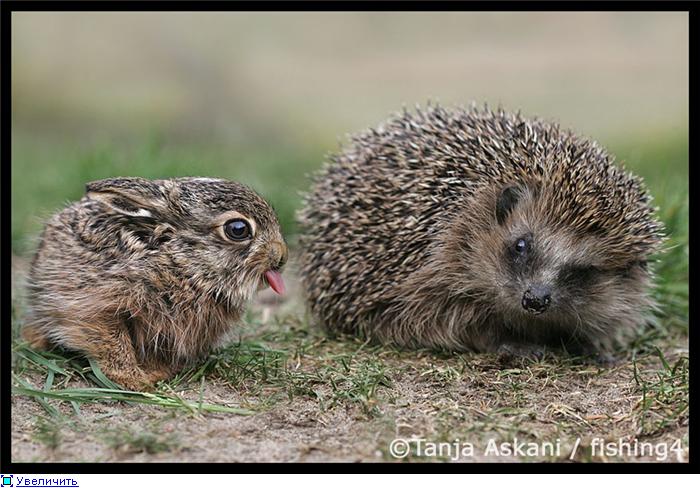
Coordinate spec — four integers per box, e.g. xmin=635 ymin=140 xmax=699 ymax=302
xmin=224 ymin=219 xmax=251 ymax=241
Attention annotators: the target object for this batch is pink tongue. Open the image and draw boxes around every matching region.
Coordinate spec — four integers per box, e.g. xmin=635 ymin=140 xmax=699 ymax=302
xmin=264 ymin=270 xmax=286 ymax=296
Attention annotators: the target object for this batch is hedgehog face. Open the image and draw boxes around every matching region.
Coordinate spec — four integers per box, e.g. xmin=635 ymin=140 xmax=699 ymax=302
xmin=496 ymin=223 xmax=602 ymax=322
xmin=483 ymin=183 xmax=653 ymax=333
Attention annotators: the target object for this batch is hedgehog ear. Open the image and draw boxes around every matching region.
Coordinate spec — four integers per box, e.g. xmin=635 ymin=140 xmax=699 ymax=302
xmin=495 ymin=185 xmax=523 ymax=226
xmin=85 ymin=177 xmax=165 ymax=217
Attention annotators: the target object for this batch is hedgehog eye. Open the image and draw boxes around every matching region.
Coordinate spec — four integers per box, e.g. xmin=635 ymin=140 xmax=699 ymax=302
xmin=514 ymin=238 xmax=528 ymax=254
xmin=224 ymin=219 xmax=252 ymax=241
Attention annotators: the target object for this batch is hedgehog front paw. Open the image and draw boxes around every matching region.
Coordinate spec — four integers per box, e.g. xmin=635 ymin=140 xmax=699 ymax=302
xmin=566 ymin=342 xmax=621 ymax=367
xmin=496 ymin=342 xmax=546 ymax=364
xmin=591 ymin=352 xmax=621 ymax=367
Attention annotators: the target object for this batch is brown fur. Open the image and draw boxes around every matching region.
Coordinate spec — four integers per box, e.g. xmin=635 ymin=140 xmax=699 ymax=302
xmin=298 ymin=104 xmax=664 ymax=357
xmin=23 ymin=177 xmax=287 ymax=390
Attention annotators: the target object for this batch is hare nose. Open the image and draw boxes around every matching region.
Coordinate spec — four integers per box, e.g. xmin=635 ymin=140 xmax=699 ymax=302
xmin=271 ymin=241 xmax=288 ymax=270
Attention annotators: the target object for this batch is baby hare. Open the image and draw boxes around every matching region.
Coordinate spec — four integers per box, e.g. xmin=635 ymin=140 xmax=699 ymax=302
xmin=23 ymin=177 xmax=288 ymax=390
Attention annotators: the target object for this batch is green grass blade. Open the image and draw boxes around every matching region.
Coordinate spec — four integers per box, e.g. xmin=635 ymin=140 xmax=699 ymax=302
xmin=43 ymin=367 xmax=55 ymax=391
xmin=13 ymin=375 xmax=62 ymax=418
xmin=16 ymin=347 xmax=71 ymax=376
xmin=86 ymin=357 xmax=123 ymax=390
xmin=13 ymin=384 xmax=255 ymax=415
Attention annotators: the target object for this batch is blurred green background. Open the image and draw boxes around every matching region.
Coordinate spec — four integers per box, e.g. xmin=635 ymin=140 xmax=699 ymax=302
xmin=11 ymin=12 xmax=688 ymax=254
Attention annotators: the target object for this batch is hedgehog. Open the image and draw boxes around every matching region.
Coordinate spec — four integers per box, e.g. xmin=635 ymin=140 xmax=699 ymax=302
xmin=297 ymin=104 xmax=664 ymax=360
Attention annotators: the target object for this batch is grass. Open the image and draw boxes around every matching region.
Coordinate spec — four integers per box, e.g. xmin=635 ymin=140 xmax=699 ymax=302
xmin=12 ymin=341 xmax=255 ymax=416
xmin=31 ymin=416 xmax=62 ymax=450
xmin=633 ymin=349 xmax=689 ymax=436
xmin=169 ymin=323 xmax=394 ymax=416
xmin=105 ymin=426 xmax=180 ymax=456
xmin=10 ymin=130 xmax=688 ymax=462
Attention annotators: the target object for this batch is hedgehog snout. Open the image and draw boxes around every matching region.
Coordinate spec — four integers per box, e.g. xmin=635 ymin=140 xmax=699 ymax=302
xmin=521 ymin=284 xmax=552 ymax=314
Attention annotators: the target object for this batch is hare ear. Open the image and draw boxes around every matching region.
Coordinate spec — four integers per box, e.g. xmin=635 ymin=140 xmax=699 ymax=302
xmin=85 ymin=177 xmax=165 ymax=217
xmin=495 ymin=185 xmax=523 ymax=226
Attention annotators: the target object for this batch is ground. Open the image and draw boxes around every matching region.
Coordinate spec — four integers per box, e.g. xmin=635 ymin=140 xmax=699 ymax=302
xmin=10 ymin=255 xmax=689 ymax=463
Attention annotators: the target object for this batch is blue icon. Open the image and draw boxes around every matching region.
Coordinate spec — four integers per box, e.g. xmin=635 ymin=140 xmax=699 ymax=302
xmin=1 ymin=475 xmax=13 ymax=487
